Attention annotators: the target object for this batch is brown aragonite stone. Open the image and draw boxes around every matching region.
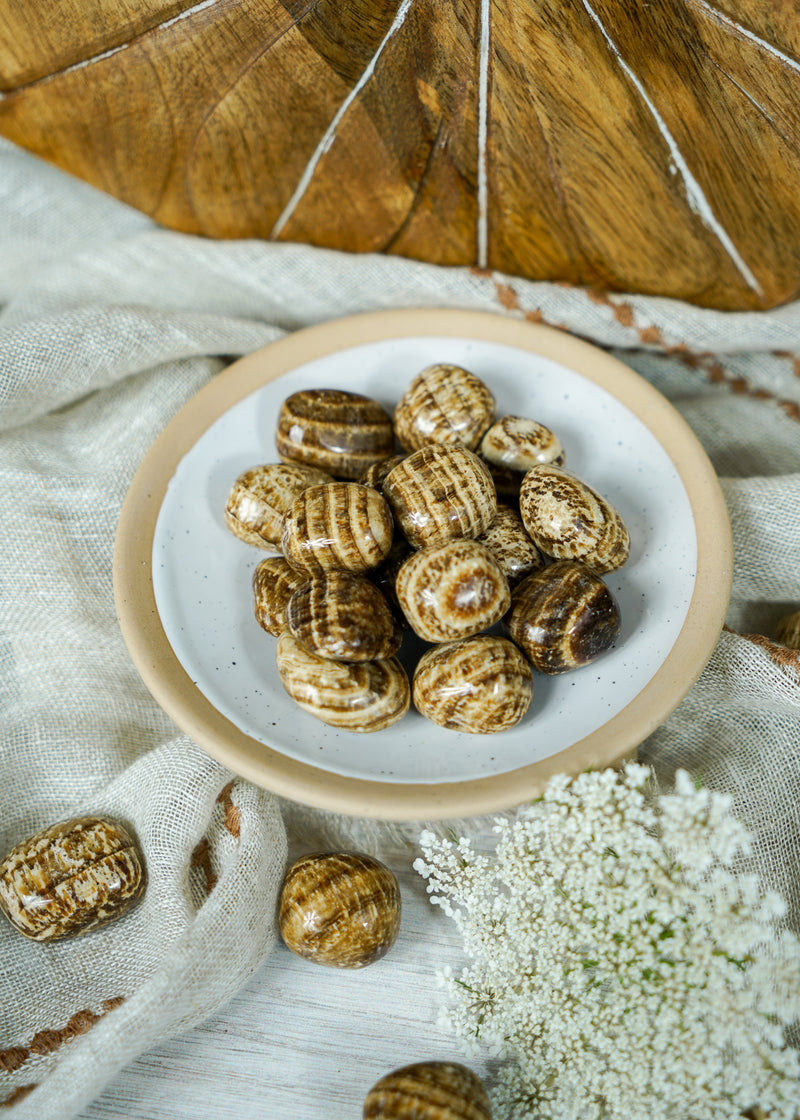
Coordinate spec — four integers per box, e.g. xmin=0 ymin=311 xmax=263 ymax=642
xmin=519 ymin=464 xmax=630 ymax=574
xmin=281 ymin=481 xmax=394 ymax=576
xmin=395 ymin=539 xmax=510 ymax=643
xmin=279 ymin=851 xmax=401 ymax=969
xmin=393 ymin=364 xmax=495 ymax=453
xmin=476 ymin=503 xmax=546 ymax=586
xmin=775 ymin=610 xmax=800 ymax=650
xmin=413 ymin=636 xmax=533 ymax=734
xmin=252 ymin=556 xmax=309 ymax=637
xmin=480 ymin=415 xmax=565 ymax=472
xmin=0 ymin=816 xmax=145 ymax=941
xmin=275 ymin=389 xmax=394 ymax=480
xmin=276 ymin=633 xmax=410 ymax=732
xmin=286 ymin=571 xmax=402 ymax=661
xmin=363 ymin=1061 xmax=492 ymax=1120
xmin=382 ymin=445 xmax=497 ymax=550
xmin=504 ymin=560 xmax=621 ymax=674
xmin=224 ymin=463 xmax=333 ymax=550
xmin=359 ymin=454 xmax=408 ymax=493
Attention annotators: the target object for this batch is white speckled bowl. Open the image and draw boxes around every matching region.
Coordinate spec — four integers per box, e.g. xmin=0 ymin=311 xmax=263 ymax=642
xmin=114 ymin=309 xmax=732 ymax=820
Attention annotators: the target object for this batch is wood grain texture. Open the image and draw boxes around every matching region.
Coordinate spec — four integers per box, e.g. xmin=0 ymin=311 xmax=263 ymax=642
xmin=1 ymin=0 xmax=799 ymax=309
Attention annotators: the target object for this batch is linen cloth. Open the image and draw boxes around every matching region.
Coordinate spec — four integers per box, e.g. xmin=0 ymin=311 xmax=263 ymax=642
xmin=1 ymin=136 xmax=799 ymax=1118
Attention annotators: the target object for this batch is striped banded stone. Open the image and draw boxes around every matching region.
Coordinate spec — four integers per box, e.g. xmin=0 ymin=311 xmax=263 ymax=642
xmin=393 ymin=363 xmax=495 ymax=452
xmin=276 ymin=633 xmax=410 ymax=732
xmin=395 ymin=539 xmax=510 ymax=643
xmin=275 ymin=389 xmax=394 ymax=480
xmin=0 ymin=816 xmax=145 ymax=941
xmin=252 ymin=556 xmax=309 ymax=636
xmin=504 ymin=560 xmax=621 ymax=674
xmin=286 ymin=571 xmax=402 ymax=661
xmin=413 ymin=636 xmax=533 ymax=733
xmin=363 ymin=1061 xmax=492 ymax=1120
xmin=224 ymin=462 xmax=333 ymax=550
xmin=382 ymin=445 xmax=496 ymax=550
xmin=279 ymin=851 xmax=401 ymax=969
xmin=280 ymin=481 xmax=394 ymax=575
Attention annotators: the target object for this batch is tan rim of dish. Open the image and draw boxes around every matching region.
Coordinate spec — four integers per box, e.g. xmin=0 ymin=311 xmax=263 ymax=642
xmin=113 ymin=308 xmax=732 ymax=821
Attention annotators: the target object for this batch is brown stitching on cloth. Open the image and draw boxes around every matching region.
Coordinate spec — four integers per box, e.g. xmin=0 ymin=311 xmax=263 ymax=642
xmin=217 ymin=780 xmax=241 ymax=840
xmin=0 ymin=1085 xmax=37 ymax=1107
xmin=725 ymin=626 xmax=800 ymax=683
xmin=703 ymin=360 xmax=800 ymax=422
xmin=0 ymin=997 xmax=125 ymax=1077
xmin=191 ymin=836 xmax=218 ymax=893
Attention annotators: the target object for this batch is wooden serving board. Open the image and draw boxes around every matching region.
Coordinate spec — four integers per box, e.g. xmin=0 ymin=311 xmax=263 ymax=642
xmin=2 ymin=0 xmax=799 ymax=310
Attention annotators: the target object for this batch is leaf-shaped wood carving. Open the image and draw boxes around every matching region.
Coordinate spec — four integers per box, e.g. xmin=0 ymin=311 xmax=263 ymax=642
xmin=1 ymin=0 xmax=799 ymax=309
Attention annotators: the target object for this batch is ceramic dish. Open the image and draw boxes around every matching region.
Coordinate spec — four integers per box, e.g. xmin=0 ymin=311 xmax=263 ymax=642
xmin=113 ymin=308 xmax=732 ymax=820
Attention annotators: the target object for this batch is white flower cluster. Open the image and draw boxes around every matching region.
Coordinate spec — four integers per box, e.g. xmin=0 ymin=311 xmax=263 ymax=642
xmin=414 ymin=764 xmax=800 ymax=1120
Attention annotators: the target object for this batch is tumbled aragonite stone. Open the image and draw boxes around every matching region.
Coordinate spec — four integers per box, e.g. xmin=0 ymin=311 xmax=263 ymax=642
xmin=504 ymin=560 xmax=621 ymax=674
xmin=279 ymin=851 xmax=401 ymax=968
xmin=286 ymin=571 xmax=402 ymax=661
xmin=413 ymin=636 xmax=533 ymax=733
xmin=480 ymin=414 xmax=565 ymax=471
xmin=393 ymin=364 xmax=495 ymax=452
xmin=252 ymin=556 xmax=309 ymax=636
xmin=281 ymin=481 xmax=395 ymax=575
xmin=519 ymin=464 xmax=630 ymax=574
xmin=224 ymin=463 xmax=333 ymax=550
xmin=275 ymin=389 xmax=394 ymax=480
xmin=363 ymin=1061 xmax=492 ymax=1120
xmin=476 ymin=503 xmax=546 ymax=585
xmin=382 ymin=445 xmax=497 ymax=550
xmin=0 ymin=816 xmax=145 ymax=941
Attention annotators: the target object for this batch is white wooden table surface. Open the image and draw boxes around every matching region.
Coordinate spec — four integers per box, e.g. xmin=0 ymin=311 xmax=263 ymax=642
xmin=76 ymin=858 xmax=492 ymax=1120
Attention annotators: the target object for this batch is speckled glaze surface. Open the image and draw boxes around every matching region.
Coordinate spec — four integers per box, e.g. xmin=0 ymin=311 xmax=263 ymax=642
xmin=281 ymin=481 xmax=394 ymax=575
xmin=504 ymin=560 xmax=622 ymax=674
xmin=276 ymin=389 xmax=394 ymax=479
xmin=279 ymin=850 xmax=401 ymax=969
xmin=775 ymin=610 xmax=800 ymax=649
xmin=276 ymin=633 xmax=410 ymax=731
xmin=393 ymin=363 xmax=496 ymax=453
xmin=480 ymin=415 xmax=565 ymax=471
xmin=0 ymin=816 xmax=145 ymax=941
xmin=252 ymin=557 xmax=310 ymax=636
xmin=286 ymin=571 xmax=402 ymax=661
xmin=116 ymin=309 xmax=731 ymax=819
xmin=476 ymin=504 xmax=545 ymax=585
xmin=383 ymin=445 xmax=497 ymax=550
xmin=519 ymin=464 xmax=630 ymax=573
xmin=396 ymin=540 xmax=510 ymax=643
xmin=224 ymin=463 xmax=334 ymax=550
xmin=363 ymin=1061 xmax=492 ymax=1120
xmin=413 ymin=636 xmax=533 ymax=734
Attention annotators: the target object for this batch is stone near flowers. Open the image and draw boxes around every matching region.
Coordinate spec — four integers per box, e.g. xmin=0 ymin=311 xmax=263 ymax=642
xmin=363 ymin=1061 xmax=492 ymax=1120
xmin=279 ymin=851 xmax=401 ymax=969
xmin=0 ymin=816 xmax=145 ymax=941
xmin=775 ymin=609 xmax=800 ymax=649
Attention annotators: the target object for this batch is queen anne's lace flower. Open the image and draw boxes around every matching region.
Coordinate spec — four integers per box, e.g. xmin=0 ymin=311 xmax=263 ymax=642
xmin=414 ymin=765 xmax=800 ymax=1119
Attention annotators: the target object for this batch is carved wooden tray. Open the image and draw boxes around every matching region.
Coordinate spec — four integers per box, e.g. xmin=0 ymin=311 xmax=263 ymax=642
xmin=3 ymin=0 xmax=799 ymax=310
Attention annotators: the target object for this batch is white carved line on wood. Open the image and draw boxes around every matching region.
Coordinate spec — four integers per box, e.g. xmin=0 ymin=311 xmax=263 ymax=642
xmin=686 ymin=0 xmax=800 ymax=75
xmin=580 ymin=0 xmax=763 ymax=297
xmin=0 ymin=0 xmax=223 ymax=99
xmin=269 ymin=0 xmax=416 ymax=241
xmin=476 ymin=0 xmax=492 ymax=269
